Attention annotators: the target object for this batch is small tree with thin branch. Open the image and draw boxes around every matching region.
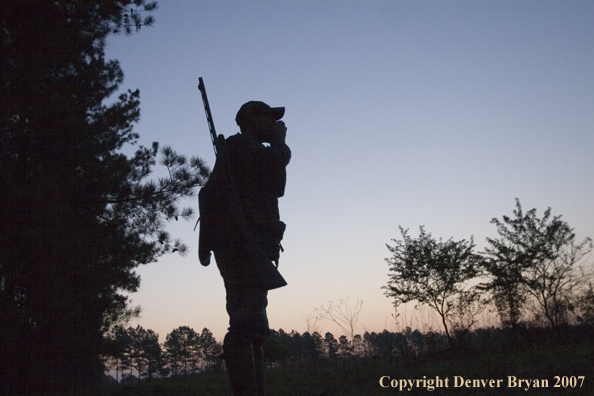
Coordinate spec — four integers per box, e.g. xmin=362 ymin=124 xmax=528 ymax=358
xmin=316 ymin=297 xmax=363 ymax=348
xmin=483 ymin=198 xmax=593 ymax=330
xmin=383 ymin=226 xmax=483 ymax=349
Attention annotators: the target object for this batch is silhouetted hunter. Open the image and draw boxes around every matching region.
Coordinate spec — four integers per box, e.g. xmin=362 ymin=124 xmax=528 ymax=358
xmin=198 ymin=79 xmax=290 ymax=396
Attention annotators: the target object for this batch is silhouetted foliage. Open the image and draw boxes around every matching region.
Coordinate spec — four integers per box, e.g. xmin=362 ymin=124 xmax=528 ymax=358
xmin=97 ymin=322 xmax=593 ymax=396
xmin=198 ymin=327 xmax=223 ymax=370
xmin=104 ymin=325 xmax=165 ymax=381
xmin=103 ymin=325 xmax=222 ymax=381
xmin=324 ymin=332 xmax=339 ymax=361
xmin=482 ymin=198 xmax=593 ymax=330
xmin=576 ymin=282 xmax=594 ymax=326
xmin=263 ymin=332 xmax=292 ymax=365
xmin=105 ymin=325 xmax=135 ymax=382
xmin=163 ymin=326 xmax=202 ymax=377
xmin=383 ymin=226 xmax=484 ymax=348
xmin=363 ymin=330 xmax=405 ymax=364
xmin=0 ymin=1 xmax=209 ymax=393
xmin=95 ymin=324 xmax=593 ymax=395
xmin=133 ymin=326 xmax=164 ymax=379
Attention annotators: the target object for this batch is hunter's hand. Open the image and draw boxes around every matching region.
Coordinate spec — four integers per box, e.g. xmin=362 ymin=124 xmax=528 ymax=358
xmin=271 ymin=121 xmax=287 ymax=143
xmin=199 ymin=251 xmax=211 ymax=266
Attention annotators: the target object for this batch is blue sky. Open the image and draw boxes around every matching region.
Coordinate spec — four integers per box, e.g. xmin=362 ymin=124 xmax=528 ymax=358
xmin=106 ymin=0 xmax=594 ymax=341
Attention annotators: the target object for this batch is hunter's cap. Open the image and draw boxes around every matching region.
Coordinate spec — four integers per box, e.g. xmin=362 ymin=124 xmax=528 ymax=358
xmin=236 ymin=101 xmax=285 ymax=127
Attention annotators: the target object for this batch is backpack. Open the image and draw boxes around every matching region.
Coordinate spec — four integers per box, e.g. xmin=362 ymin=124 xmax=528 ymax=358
xmin=198 ymin=135 xmax=287 ymax=290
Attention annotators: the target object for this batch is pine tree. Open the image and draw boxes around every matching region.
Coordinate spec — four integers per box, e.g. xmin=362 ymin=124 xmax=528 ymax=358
xmin=0 ymin=1 xmax=208 ymax=392
xmin=164 ymin=326 xmax=202 ymax=376
xmin=198 ymin=327 xmax=223 ymax=369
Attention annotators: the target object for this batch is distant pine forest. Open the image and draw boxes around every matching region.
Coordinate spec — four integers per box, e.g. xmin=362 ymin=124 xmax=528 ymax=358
xmin=97 ymin=320 xmax=592 ymax=396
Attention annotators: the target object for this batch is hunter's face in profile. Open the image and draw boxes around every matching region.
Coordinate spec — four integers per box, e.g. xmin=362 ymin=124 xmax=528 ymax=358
xmin=236 ymin=101 xmax=286 ymax=143
xmin=256 ymin=114 xmax=286 ymax=143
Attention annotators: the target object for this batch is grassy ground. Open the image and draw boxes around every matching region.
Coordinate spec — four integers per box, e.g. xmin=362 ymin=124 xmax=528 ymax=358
xmin=73 ymin=342 xmax=593 ymax=396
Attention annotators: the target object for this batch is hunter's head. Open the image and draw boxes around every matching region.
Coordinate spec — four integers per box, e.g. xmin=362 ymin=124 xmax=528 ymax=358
xmin=236 ymin=101 xmax=284 ymax=142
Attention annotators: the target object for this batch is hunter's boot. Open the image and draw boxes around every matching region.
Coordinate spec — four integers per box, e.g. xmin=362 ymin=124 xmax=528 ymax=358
xmin=253 ymin=342 xmax=266 ymax=396
xmin=223 ymin=340 xmax=257 ymax=396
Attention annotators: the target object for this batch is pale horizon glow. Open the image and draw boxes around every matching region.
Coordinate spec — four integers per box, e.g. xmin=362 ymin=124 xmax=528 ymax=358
xmin=105 ymin=0 xmax=594 ymax=343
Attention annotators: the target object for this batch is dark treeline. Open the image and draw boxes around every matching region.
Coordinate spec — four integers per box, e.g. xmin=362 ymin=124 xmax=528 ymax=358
xmin=265 ymin=323 xmax=594 ymax=368
xmin=103 ymin=325 xmax=223 ymax=383
xmin=101 ymin=321 xmax=594 ymax=385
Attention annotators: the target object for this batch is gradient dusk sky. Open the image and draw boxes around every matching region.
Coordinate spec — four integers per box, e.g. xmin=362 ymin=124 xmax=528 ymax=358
xmin=104 ymin=0 xmax=594 ymax=342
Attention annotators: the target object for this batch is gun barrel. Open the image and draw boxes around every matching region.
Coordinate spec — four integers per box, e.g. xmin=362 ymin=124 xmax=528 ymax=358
xmin=198 ymin=77 xmax=218 ymax=156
